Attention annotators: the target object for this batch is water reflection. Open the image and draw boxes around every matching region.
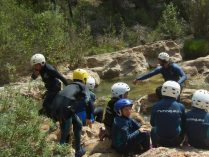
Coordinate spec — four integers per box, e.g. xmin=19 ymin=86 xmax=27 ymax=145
xmin=95 ymin=75 xmax=164 ymax=100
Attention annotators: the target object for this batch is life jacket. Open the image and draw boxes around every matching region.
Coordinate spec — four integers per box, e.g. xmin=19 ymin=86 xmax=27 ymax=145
xmin=49 ymin=82 xmax=89 ymax=121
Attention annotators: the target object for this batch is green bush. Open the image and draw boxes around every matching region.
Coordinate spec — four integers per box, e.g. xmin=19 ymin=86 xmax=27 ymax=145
xmin=183 ymin=39 xmax=209 ymax=60
xmin=0 ymin=87 xmax=71 ymax=157
xmin=156 ymin=2 xmax=185 ymax=39
xmin=187 ymin=0 xmax=209 ymax=39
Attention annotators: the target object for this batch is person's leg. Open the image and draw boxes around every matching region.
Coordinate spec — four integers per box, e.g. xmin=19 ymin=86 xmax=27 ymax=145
xmin=60 ymin=118 xmax=72 ymax=144
xmin=140 ymin=132 xmax=151 ymax=151
xmin=72 ymin=114 xmax=84 ymax=154
xmin=94 ymin=107 xmax=103 ymax=123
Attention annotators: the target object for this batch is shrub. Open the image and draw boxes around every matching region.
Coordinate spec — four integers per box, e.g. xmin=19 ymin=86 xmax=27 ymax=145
xmin=156 ymin=2 xmax=185 ymax=39
xmin=187 ymin=0 xmax=209 ymax=39
xmin=0 ymin=87 xmax=71 ymax=156
xmin=183 ymin=39 xmax=209 ymax=60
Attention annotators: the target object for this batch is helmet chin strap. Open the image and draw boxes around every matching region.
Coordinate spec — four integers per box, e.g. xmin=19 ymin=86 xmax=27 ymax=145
xmin=119 ymin=110 xmax=122 ymax=116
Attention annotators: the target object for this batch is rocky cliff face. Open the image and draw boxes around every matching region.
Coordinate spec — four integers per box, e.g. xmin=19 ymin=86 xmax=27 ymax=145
xmin=85 ymin=40 xmax=182 ymax=79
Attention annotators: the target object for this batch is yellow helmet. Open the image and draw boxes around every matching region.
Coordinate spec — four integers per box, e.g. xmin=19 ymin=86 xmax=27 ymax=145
xmin=73 ymin=69 xmax=89 ymax=84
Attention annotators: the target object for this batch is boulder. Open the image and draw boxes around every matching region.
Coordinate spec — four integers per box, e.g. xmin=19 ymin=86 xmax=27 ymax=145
xmin=85 ymin=49 xmax=148 ymax=79
xmin=85 ymin=40 xmax=182 ymax=79
xmin=182 ymin=55 xmax=209 ymax=75
xmin=138 ymin=146 xmax=209 ymax=157
xmin=64 ymin=69 xmax=101 ymax=86
xmin=133 ymin=40 xmax=182 ymax=67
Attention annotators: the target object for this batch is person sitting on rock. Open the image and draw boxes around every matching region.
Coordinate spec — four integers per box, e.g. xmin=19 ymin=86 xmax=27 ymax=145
xmin=49 ymin=69 xmax=92 ymax=157
xmin=133 ymin=52 xmax=187 ymax=99
xmin=112 ymin=99 xmax=150 ymax=155
xmin=76 ymin=76 xmax=103 ymax=125
xmin=100 ymin=82 xmax=130 ymax=140
xmin=186 ymin=89 xmax=209 ymax=149
xmin=30 ymin=53 xmax=68 ymax=117
xmin=150 ymin=81 xmax=186 ymax=147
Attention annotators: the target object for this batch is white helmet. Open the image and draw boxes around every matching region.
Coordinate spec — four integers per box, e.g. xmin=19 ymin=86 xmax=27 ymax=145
xmin=111 ymin=82 xmax=130 ymax=98
xmin=161 ymin=81 xmax=180 ymax=99
xmin=192 ymin=89 xmax=209 ymax=112
xmin=30 ymin=54 xmax=46 ymax=66
xmin=158 ymin=52 xmax=169 ymax=61
xmin=86 ymin=76 xmax=96 ymax=90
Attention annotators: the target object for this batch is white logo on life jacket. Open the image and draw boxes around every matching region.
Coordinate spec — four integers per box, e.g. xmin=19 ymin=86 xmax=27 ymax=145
xmin=186 ymin=118 xmax=204 ymax=122
xmin=157 ymin=110 xmax=181 ymax=113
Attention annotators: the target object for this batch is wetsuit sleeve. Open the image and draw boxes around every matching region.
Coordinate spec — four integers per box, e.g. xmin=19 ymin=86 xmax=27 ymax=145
xmin=132 ymin=119 xmax=141 ymax=130
xmin=173 ymin=64 xmax=187 ymax=84
xmin=49 ymin=68 xmax=68 ymax=86
xmin=31 ymin=72 xmax=38 ymax=80
xmin=135 ymin=67 xmax=162 ymax=80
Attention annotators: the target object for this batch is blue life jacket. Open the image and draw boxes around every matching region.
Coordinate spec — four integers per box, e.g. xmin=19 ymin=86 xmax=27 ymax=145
xmin=136 ymin=63 xmax=187 ymax=86
xmin=112 ymin=116 xmax=141 ymax=149
xmin=150 ymin=97 xmax=186 ymax=138
xmin=186 ymin=108 xmax=209 ymax=148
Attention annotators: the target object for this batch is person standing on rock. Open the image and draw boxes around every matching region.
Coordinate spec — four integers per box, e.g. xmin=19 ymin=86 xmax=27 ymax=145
xmin=186 ymin=89 xmax=209 ymax=149
xmin=112 ymin=99 xmax=150 ymax=155
xmin=86 ymin=76 xmax=103 ymax=123
xmin=99 ymin=82 xmax=130 ymax=140
xmin=150 ymin=81 xmax=186 ymax=147
xmin=30 ymin=53 xmax=68 ymax=117
xmin=133 ymin=52 xmax=187 ymax=99
xmin=49 ymin=69 xmax=91 ymax=157
xmin=76 ymin=76 xmax=103 ymax=125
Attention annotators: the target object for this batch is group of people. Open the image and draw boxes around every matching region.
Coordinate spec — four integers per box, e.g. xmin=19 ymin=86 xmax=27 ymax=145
xmin=30 ymin=52 xmax=209 ymax=157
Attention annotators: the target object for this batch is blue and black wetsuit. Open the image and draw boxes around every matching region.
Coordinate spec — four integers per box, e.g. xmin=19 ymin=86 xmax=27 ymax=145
xmin=50 ymin=82 xmax=91 ymax=153
xmin=136 ymin=63 xmax=187 ymax=99
xmin=186 ymin=108 xmax=209 ymax=149
xmin=103 ymin=97 xmax=120 ymax=135
xmin=112 ymin=116 xmax=150 ymax=155
xmin=76 ymin=89 xmax=94 ymax=125
xmin=31 ymin=63 xmax=68 ymax=115
xmin=150 ymin=97 xmax=186 ymax=147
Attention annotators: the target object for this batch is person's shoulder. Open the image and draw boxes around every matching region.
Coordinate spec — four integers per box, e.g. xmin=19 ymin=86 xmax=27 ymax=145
xmin=114 ymin=116 xmax=128 ymax=126
xmin=45 ymin=63 xmax=56 ymax=71
xmin=171 ymin=63 xmax=182 ymax=69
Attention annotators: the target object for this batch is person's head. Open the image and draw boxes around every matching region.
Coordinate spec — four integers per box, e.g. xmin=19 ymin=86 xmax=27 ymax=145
xmin=30 ymin=54 xmax=46 ymax=71
xmin=192 ymin=89 xmax=209 ymax=113
xmin=161 ymin=81 xmax=181 ymax=99
xmin=158 ymin=52 xmax=170 ymax=66
xmin=111 ymin=82 xmax=130 ymax=98
xmin=86 ymin=76 xmax=96 ymax=91
xmin=114 ymin=99 xmax=133 ymax=117
xmin=73 ymin=69 xmax=89 ymax=84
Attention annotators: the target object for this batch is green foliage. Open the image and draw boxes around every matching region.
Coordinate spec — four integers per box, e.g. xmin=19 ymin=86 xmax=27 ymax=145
xmin=188 ymin=0 xmax=209 ymax=39
xmin=0 ymin=87 xmax=71 ymax=157
xmin=183 ymin=39 xmax=209 ymax=60
xmin=155 ymin=2 xmax=185 ymax=40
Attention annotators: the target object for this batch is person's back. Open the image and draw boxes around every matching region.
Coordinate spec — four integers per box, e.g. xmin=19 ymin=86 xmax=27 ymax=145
xmin=103 ymin=97 xmax=120 ymax=129
xmin=39 ymin=63 xmax=68 ymax=90
xmin=150 ymin=81 xmax=185 ymax=147
xmin=186 ymin=89 xmax=209 ymax=149
xmin=151 ymin=97 xmax=185 ymax=138
xmin=49 ymin=69 xmax=90 ymax=157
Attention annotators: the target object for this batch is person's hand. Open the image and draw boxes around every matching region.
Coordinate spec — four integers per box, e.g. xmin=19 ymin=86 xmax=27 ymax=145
xmin=139 ymin=127 xmax=149 ymax=133
xmin=86 ymin=119 xmax=92 ymax=128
